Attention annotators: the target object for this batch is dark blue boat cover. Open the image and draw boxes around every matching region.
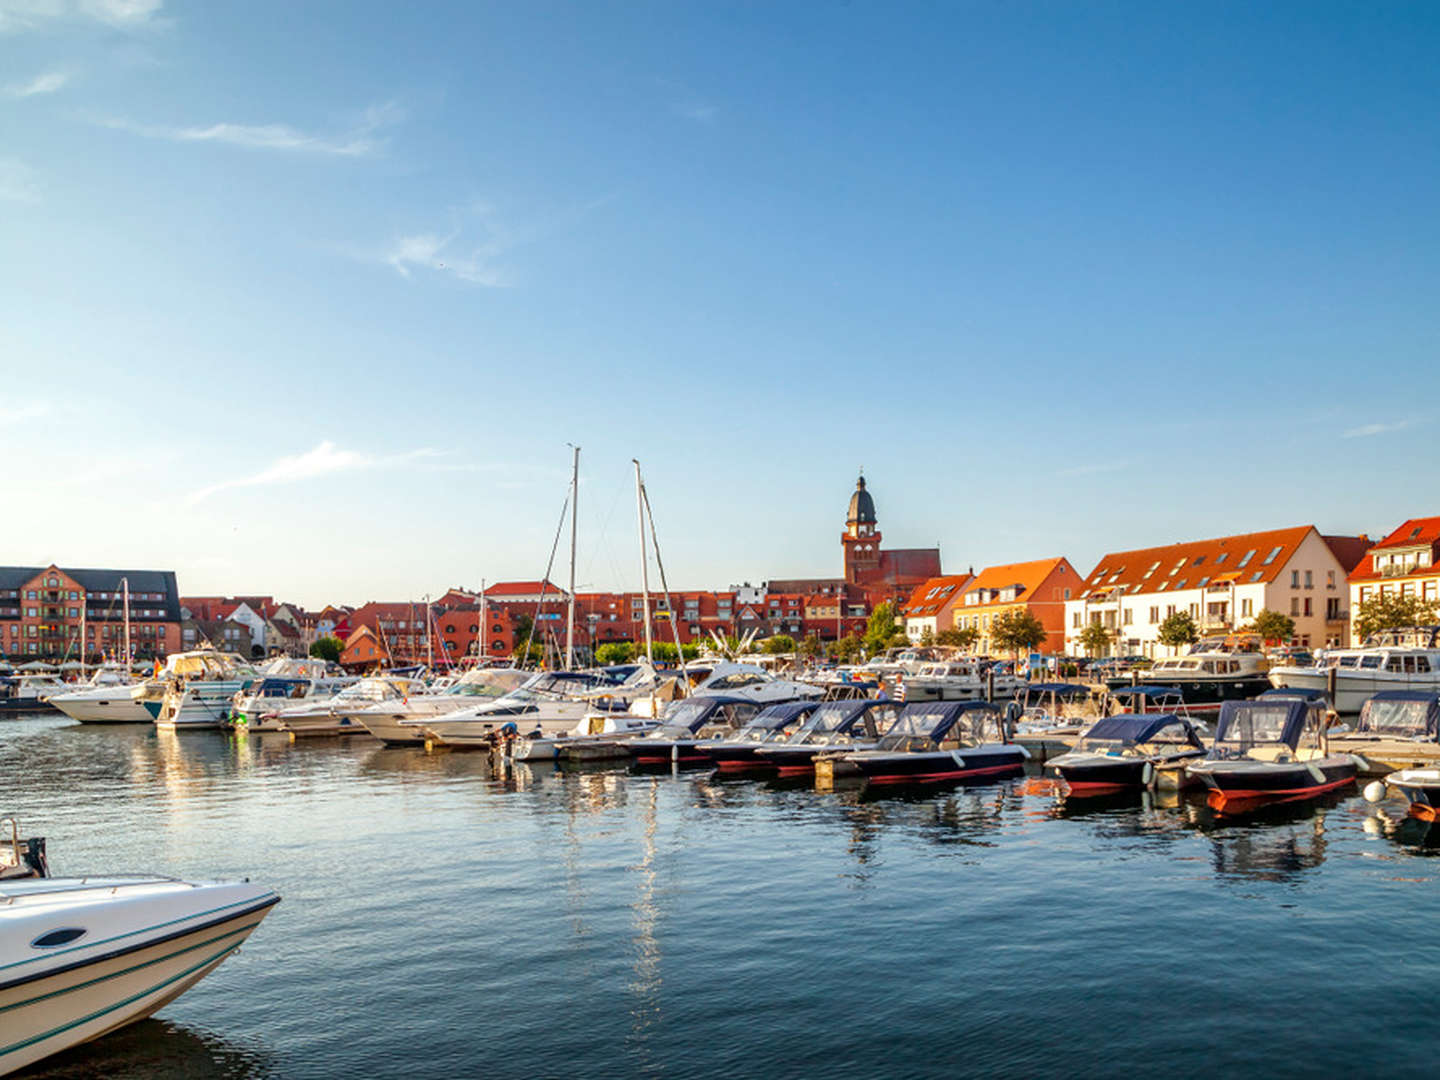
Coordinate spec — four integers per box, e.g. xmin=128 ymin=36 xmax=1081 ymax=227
xmin=1109 ymin=685 xmax=1185 ymax=701
xmin=1022 ymin=682 xmax=1090 ymax=698
xmin=748 ymin=701 xmax=821 ymax=730
xmin=1079 ymin=713 xmax=1204 ymax=747
xmin=1258 ymin=687 xmax=1329 ymax=703
xmin=1357 ymin=691 xmax=1440 ymax=739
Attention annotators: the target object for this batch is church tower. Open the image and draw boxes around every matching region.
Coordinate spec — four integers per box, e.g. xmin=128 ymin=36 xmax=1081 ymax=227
xmin=842 ymin=474 xmax=882 ymax=584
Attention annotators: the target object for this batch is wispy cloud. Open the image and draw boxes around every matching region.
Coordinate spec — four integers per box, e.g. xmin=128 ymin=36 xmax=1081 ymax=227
xmin=0 ymin=403 xmax=48 ymax=424
xmin=0 ymin=157 xmax=40 ymax=202
xmin=6 ymin=69 xmax=70 ymax=97
xmin=0 ymin=0 xmax=163 ymax=33
xmin=1343 ymin=419 xmax=1413 ymax=439
xmin=1056 ymin=461 xmax=1128 ymax=477
xmin=671 ymin=101 xmax=718 ymax=122
xmin=187 ymin=440 xmax=441 ymax=503
xmin=385 ymin=201 xmax=510 ymax=286
xmin=97 ymin=101 xmax=403 ymax=157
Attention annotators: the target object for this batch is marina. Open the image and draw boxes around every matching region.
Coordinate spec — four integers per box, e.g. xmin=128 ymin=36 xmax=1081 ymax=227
xmin=5 ymin=708 xmax=1440 ymax=1078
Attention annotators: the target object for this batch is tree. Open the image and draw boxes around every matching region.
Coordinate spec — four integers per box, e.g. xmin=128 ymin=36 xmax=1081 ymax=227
xmin=594 ymin=641 xmax=635 ymax=665
xmin=989 ymin=608 xmax=1048 ymax=658
xmin=918 ymin=626 xmax=935 ymax=647
xmin=761 ymin=634 xmax=797 ymax=655
xmin=936 ymin=626 xmax=980 ymax=651
xmin=1244 ymin=608 xmax=1296 ymax=645
xmin=649 ymin=640 xmax=701 ymax=662
xmin=308 ymin=635 xmax=343 ymax=663
xmin=1077 ymin=621 xmax=1113 ymax=658
xmin=1354 ymin=592 xmax=1440 ymax=642
xmin=832 ymin=633 xmax=865 ymax=663
xmin=798 ymin=633 xmax=824 ymax=658
xmin=1157 ymin=611 xmax=1199 ymax=654
xmin=863 ymin=603 xmax=907 ymax=654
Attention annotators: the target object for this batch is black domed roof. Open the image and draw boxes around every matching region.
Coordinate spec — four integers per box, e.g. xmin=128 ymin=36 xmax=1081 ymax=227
xmin=847 ymin=475 xmax=876 ymax=524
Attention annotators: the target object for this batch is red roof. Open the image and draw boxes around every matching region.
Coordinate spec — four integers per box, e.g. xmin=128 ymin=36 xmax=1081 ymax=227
xmin=483 ymin=580 xmax=564 ymax=597
xmin=1349 ymin=517 xmax=1439 ymax=583
xmin=962 ymin=558 xmax=1074 ymax=605
xmin=902 ymin=574 xmax=973 ymax=617
xmin=1079 ymin=527 xmax=1323 ymax=597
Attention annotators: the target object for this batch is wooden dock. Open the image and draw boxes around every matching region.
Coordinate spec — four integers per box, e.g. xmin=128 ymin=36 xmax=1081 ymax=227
xmin=1329 ymin=737 xmax=1440 ymax=776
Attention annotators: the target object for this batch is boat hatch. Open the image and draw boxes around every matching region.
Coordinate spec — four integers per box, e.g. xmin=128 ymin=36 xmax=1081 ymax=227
xmin=31 ymin=927 xmax=88 ymax=948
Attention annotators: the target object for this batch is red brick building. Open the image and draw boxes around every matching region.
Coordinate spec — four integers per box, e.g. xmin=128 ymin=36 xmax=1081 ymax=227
xmin=0 ymin=564 xmax=182 ymax=661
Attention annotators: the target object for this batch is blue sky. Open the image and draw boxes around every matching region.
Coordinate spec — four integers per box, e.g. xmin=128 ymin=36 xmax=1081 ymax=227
xmin=2 ymin=1 xmax=1437 ymax=607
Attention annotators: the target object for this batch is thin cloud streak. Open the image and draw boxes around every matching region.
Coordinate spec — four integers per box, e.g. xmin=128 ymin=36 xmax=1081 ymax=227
xmin=187 ymin=440 xmax=442 ymax=503
xmin=1343 ymin=419 xmax=1413 ymax=439
xmin=7 ymin=69 xmax=70 ymax=97
xmin=97 ymin=101 xmax=403 ymax=157
xmin=0 ymin=157 xmax=39 ymax=202
xmin=0 ymin=0 xmax=163 ymax=32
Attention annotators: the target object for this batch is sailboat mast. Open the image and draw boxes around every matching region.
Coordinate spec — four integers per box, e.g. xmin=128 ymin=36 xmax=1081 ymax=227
xmin=633 ymin=459 xmax=653 ymax=664
xmin=566 ymin=444 xmax=579 ymax=671
xmin=79 ymin=590 xmax=87 ymax=679
xmin=122 ymin=577 xmax=130 ymax=666
xmin=425 ymin=594 xmax=433 ymax=669
xmin=479 ymin=578 xmax=487 ymax=663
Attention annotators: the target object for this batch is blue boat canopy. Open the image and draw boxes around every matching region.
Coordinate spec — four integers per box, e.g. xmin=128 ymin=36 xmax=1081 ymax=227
xmin=658 ymin=694 xmax=760 ymax=733
xmin=1021 ymin=682 xmax=1090 ymax=698
xmin=1215 ymin=698 xmax=1310 ymax=749
xmin=748 ymin=701 xmax=821 ymax=729
xmin=1110 ymin=685 xmax=1185 ymax=700
xmin=1258 ymin=687 xmax=1328 ymax=703
xmin=1078 ymin=713 xmax=1204 ymax=748
xmin=1356 ymin=690 xmax=1440 ymax=739
xmin=876 ymin=700 xmax=1003 ymax=749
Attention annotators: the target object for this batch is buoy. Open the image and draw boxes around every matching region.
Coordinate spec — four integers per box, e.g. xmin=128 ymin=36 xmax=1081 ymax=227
xmin=1305 ymin=762 xmax=1326 ymax=785
xmin=1363 ymin=780 xmax=1387 ymax=803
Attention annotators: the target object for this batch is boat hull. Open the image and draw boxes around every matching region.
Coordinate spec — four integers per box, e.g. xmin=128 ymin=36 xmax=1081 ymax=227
xmin=1385 ymin=769 xmax=1440 ymax=820
xmin=155 ymin=681 xmax=246 ymax=731
xmin=849 ymin=745 xmax=1028 ymax=786
xmin=0 ymin=888 xmax=277 ymax=1077
xmin=703 ymin=745 xmax=776 ymax=771
xmin=1103 ymin=675 xmax=1269 ymax=705
xmin=1268 ymin=669 xmax=1440 ymax=714
xmin=1190 ymin=756 xmax=1358 ymax=808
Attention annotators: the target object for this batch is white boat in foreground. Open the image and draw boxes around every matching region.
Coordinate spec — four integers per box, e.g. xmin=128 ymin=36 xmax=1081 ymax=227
xmin=0 ymin=875 xmax=279 ymax=1077
xmin=1269 ymin=627 xmax=1440 ymax=713
xmin=43 ymin=666 xmax=146 ymax=724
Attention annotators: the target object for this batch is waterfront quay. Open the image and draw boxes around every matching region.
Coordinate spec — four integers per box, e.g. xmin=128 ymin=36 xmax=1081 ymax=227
xmin=6 ymin=710 xmax=1440 ymax=1079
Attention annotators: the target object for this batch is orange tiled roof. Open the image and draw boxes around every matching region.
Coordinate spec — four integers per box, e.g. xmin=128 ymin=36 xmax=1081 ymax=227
xmin=902 ymin=574 xmax=974 ymax=617
xmin=961 ymin=558 xmax=1072 ymax=606
xmin=1350 ymin=516 xmax=1440 ymax=583
xmin=1078 ymin=526 xmax=1321 ymax=597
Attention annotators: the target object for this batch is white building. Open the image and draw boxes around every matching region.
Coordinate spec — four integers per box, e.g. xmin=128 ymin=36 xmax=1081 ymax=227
xmin=1064 ymin=526 xmax=1371 ymax=657
xmin=1347 ymin=516 xmax=1440 ymax=645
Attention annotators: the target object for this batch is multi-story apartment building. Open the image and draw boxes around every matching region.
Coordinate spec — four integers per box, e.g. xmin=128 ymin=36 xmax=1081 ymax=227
xmin=1065 ymin=526 xmax=1371 ymax=656
xmin=953 ymin=558 xmax=1079 ymax=655
xmin=1348 ymin=515 xmax=1440 ymax=645
xmin=902 ymin=574 xmax=975 ymax=642
xmin=0 ymin=564 xmax=181 ymax=660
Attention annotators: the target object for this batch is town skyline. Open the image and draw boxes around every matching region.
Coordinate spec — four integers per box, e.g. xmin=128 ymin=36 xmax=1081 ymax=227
xmin=4 ymin=2 xmax=1437 ymax=605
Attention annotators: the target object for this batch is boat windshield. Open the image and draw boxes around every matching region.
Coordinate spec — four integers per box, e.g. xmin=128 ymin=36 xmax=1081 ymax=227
xmin=655 ymin=699 xmax=713 ymax=733
xmin=873 ymin=706 xmax=968 ymax=752
xmin=1216 ymin=704 xmax=1293 ymax=747
xmin=443 ymin=682 xmax=509 ymax=699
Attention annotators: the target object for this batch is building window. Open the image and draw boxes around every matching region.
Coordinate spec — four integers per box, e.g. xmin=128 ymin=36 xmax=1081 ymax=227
xmin=1303 ymin=598 xmax=1313 ymax=616
xmin=1263 ymin=546 xmax=1283 ymax=565
xmin=1148 ymin=606 xmax=1159 ymax=624
xmin=1304 ymin=570 xmax=1313 ymax=589
xmin=1290 ymin=597 xmax=1301 ymax=616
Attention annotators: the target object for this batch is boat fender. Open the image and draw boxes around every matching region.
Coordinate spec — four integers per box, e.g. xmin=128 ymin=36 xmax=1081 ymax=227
xmin=1141 ymin=762 xmax=1154 ymax=787
xmin=1305 ymin=762 xmax=1327 ymax=785
xmin=1363 ymin=781 xmax=1388 ymax=803
xmin=949 ymin=751 xmax=967 ymax=769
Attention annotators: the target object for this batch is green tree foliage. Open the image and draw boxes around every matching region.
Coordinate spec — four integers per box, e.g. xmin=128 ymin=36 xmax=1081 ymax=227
xmin=762 ymin=634 xmax=797 ymax=655
xmin=864 ymin=603 xmax=901 ymax=655
xmin=308 ymin=635 xmax=343 ymax=663
xmin=1354 ymin=593 xmax=1440 ymax=641
xmin=798 ymin=633 xmax=824 ymax=658
xmin=918 ymin=626 xmax=935 ymax=647
xmin=936 ymin=626 xmax=980 ymax=650
xmin=832 ymin=633 xmax=865 ymax=663
xmin=649 ymin=640 xmax=701 ymax=662
xmin=1157 ymin=611 xmax=1199 ymax=653
xmin=1244 ymin=608 xmax=1296 ymax=645
xmin=594 ymin=641 xmax=636 ymax=665
xmin=1077 ymin=621 xmax=1113 ymax=658
xmin=989 ymin=608 xmax=1049 ymax=657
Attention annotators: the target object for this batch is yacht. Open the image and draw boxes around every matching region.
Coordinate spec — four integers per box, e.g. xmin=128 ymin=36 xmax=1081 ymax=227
xmin=755 ymin=699 xmax=901 ymax=776
xmin=417 ymin=669 xmax=639 ymax=750
xmin=1268 ymin=626 xmax=1440 ymax=713
xmin=1045 ymin=714 xmax=1206 ymax=796
xmin=899 ymin=658 xmax=1020 ymax=703
xmin=269 ymin=674 xmax=428 ymax=736
xmin=840 ymin=700 xmax=1029 ymax=786
xmin=687 ymin=662 xmax=824 ymax=704
xmin=131 ymin=650 xmax=257 ymax=724
xmin=230 ymin=673 xmax=359 ymax=731
xmin=1186 ymin=698 xmax=1360 ymax=811
xmin=1111 ymin=637 xmax=1271 ymax=707
xmin=47 ymin=665 xmax=151 ymax=724
xmin=0 ymin=874 xmax=278 ymax=1077
xmin=353 ymin=667 xmax=529 ymax=746
xmin=0 ymin=674 xmax=68 ymax=714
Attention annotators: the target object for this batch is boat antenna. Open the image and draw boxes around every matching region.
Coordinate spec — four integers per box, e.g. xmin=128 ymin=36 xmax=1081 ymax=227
xmin=566 ymin=444 xmax=580 ymax=671
xmin=633 ymin=460 xmax=653 ymax=666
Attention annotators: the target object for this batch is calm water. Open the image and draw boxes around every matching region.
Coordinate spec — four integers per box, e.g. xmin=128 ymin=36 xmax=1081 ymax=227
xmin=6 ymin=713 xmax=1440 ymax=1079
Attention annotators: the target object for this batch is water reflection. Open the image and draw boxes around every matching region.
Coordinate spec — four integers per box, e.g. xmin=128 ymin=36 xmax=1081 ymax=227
xmin=23 ymin=1018 xmax=273 ymax=1079
xmin=1186 ymin=792 xmax=1349 ymax=882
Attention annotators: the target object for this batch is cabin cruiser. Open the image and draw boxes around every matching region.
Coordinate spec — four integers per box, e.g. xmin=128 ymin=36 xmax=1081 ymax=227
xmin=353 ymin=667 xmax=529 ymax=746
xmin=899 ymin=658 xmax=1020 ymax=703
xmin=0 ymin=674 xmax=68 ymax=714
xmin=130 ymin=650 xmax=256 ymax=725
xmin=418 ymin=668 xmax=652 ymax=749
xmin=1105 ymin=637 xmax=1271 ymax=708
xmin=1046 ymin=714 xmax=1206 ymax=795
xmin=268 ymin=674 xmax=428 ymax=736
xmin=697 ymin=702 xmax=820 ymax=771
xmin=622 ymin=696 xmax=765 ymax=766
xmin=1268 ymin=626 xmax=1440 ymax=713
xmin=0 ymin=873 xmax=278 ymax=1077
xmin=756 ymin=699 xmax=902 ymax=776
xmin=48 ymin=665 xmax=152 ymax=724
xmin=1186 ymin=698 xmax=1360 ymax=810
xmin=688 ymin=662 xmax=824 ymax=703
xmin=840 ymin=700 xmax=1028 ymax=786
xmin=859 ymin=648 xmax=938 ymax=678
xmin=230 ymin=673 xmax=359 ymax=730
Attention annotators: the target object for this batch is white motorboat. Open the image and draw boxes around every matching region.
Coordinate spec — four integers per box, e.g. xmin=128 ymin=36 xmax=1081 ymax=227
xmin=686 ymin=661 xmax=824 ymax=704
xmin=154 ymin=679 xmax=249 ymax=731
xmin=353 ymin=667 xmax=529 ymax=746
xmin=230 ymin=674 xmax=359 ymax=731
xmin=898 ymin=659 xmax=1020 ymax=703
xmin=0 ymin=674 xmax=68 ymax=715
xmin=130 ymin=650 xmax=258 ymax=724
xmin=417 ymin=669 xmax=643 ymax=749
xmin=0 ymin=874 xmax=278 ymax=1077
xmin=1269 ymin=626 xmax=1440 ymax=713
xmin=47 ymin=666 xmax=151 ymax=725
xmin=271 ymin=674 xmax=429 ymax=736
